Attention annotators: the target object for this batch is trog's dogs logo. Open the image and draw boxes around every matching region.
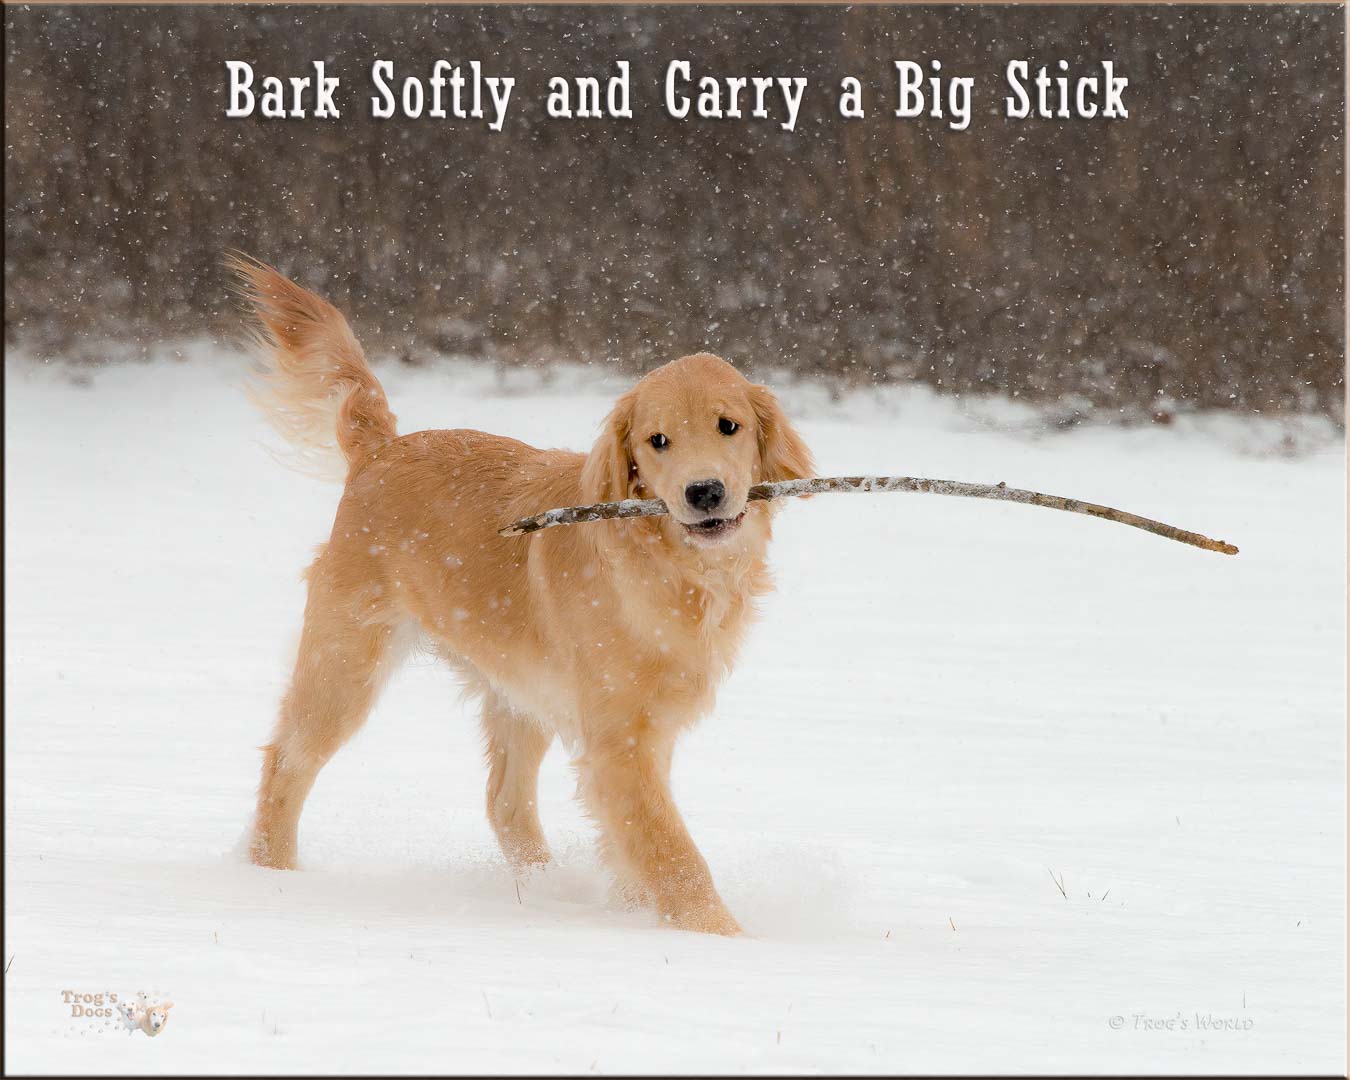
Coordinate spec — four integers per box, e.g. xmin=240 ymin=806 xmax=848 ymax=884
xmin=62 ymin=990 xmax=175 ymax=1037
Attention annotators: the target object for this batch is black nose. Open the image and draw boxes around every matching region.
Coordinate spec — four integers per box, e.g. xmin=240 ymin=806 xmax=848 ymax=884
xmin=685 ymin=479 xmax=725 ymax=514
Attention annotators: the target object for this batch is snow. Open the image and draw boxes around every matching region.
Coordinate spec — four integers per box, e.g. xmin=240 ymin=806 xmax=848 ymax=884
xmin=5 ymin=347 xmax=1345 ymax=1074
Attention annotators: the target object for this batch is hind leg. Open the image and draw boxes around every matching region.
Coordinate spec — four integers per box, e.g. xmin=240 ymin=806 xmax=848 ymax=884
xmin=481 ymin=692 xmax=553 ymax=869
xmin=251 ymin=580 xmax=399 ymax=870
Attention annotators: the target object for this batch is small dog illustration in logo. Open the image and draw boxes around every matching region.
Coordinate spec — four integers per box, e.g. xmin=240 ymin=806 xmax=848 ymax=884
xmin=140 ymin=1001 xmax=174 ymax=1037
xmin=115 ymin=998 xmax=145 ymax=1035
xmin=114 ymin=994 xmax=173 ymax=1037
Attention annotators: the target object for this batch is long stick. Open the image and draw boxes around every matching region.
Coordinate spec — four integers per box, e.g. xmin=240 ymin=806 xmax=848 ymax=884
xmin=498 ymin=475 xmax=1238 ymax=555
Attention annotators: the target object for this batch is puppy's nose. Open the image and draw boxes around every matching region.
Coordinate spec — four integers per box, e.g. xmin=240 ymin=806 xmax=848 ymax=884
xmin=685 ymin=479 xmax=725 ymax=514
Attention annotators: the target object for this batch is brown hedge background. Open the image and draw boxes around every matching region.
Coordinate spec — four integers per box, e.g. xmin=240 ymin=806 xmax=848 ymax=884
xmin=4 ymin=5 xmax=1344 ymax=417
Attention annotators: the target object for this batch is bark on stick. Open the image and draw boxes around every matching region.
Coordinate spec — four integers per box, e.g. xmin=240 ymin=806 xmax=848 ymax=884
xmin=497 ymin=475 xmax=1238 ymax=555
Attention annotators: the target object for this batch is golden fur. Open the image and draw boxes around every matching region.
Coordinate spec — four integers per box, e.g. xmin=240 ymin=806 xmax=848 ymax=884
xmin=231 ymin=256 xmax=813 ymax=935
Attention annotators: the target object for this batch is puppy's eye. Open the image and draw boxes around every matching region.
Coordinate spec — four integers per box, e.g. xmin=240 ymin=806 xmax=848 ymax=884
xmin=718 ymin=417 xmax=740 ymax=436
xmin=649 ymin=433 xmax=669 ymax=450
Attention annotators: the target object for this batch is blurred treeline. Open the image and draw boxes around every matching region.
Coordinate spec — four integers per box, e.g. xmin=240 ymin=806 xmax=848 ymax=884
xmin=4 ymin=5 xmax=1344 ymax=417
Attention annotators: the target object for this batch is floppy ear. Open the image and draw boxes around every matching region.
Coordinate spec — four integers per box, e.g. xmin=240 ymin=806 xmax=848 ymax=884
xmin=580 ymin=389 xmax=638 ymax=503
xmin=750 ymin=383 xmax=814 ymax=483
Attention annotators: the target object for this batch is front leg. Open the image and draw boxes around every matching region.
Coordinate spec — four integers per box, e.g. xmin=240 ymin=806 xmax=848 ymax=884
xmin=576 ymin=719 xmax=741 ymax=936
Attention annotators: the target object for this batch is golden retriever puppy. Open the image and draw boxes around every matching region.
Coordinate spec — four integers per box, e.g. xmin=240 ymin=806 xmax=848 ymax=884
xmin=231 ymin=256 xmax=813 ymax=935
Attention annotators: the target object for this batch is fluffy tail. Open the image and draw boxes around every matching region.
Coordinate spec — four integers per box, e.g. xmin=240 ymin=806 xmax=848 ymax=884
xmin=227 ymin=253 xmax=397 ymax=476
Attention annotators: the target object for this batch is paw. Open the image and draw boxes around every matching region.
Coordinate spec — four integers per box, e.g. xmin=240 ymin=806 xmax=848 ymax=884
xmin=666 ymin=900 xmax=743 ymax=937
xmin=503 ymin=837 xmax=552 ymax=871
xmin=249 ymin=833 xmax=295 ymax=871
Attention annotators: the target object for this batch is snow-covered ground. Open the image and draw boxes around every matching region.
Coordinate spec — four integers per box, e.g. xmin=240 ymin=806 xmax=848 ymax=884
xmin=5 ymin=347 xmax=1345 ymax=1074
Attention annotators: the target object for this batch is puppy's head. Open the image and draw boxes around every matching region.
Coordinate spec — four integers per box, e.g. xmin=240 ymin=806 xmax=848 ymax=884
xmin=582 ymin=353 xmax=813 ymax=549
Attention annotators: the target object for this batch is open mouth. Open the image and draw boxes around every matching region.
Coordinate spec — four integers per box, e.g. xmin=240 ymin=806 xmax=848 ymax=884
xmin=681 ymin=512 xmax=746 ymax=542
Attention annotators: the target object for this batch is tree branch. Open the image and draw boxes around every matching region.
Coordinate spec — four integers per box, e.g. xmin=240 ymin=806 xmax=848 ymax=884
xmin=498 ymin=475 xmax=1238 ymax=555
